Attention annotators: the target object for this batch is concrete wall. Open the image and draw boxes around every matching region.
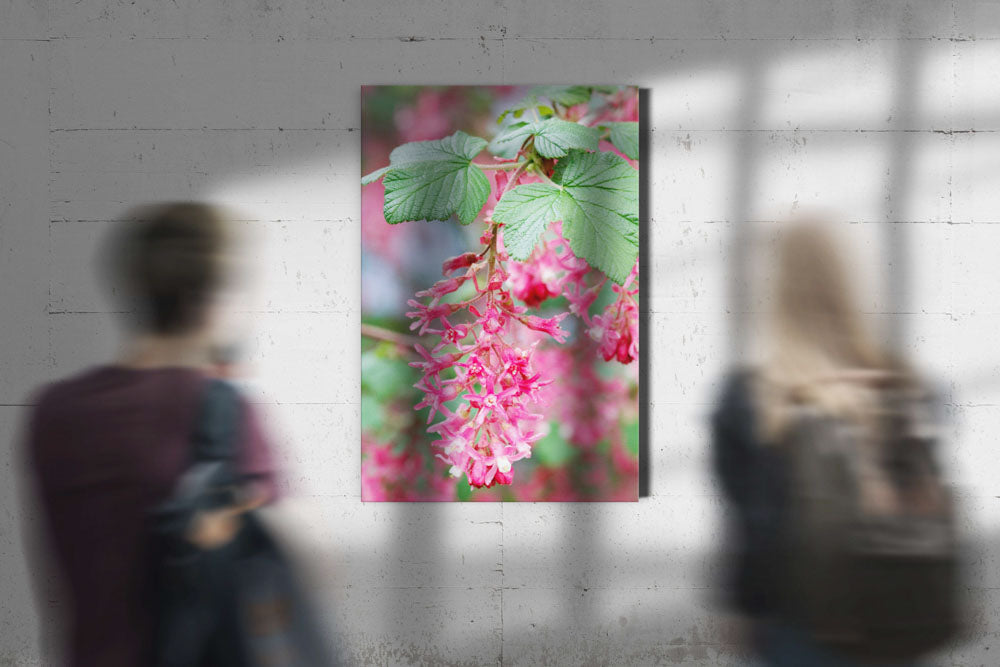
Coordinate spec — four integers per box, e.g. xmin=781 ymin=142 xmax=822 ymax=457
xmin=2 ymin=1 xmax=999 ymax=664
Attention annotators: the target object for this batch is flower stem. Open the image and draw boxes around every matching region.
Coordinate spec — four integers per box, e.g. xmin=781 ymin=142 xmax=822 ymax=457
xmin=487 ymin=159 xmax=530 ymax=293
xmin=500 ymin=161 xmax=529 ymax=199
xmin=361 ymin=323 xmax=421 ymax=350
xmin=535 ymin=170 xmax=560 ymax=189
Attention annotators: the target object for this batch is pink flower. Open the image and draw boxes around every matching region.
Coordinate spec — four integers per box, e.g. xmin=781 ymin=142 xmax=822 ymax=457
xmin=589 ymin=261 xmax=639 ymax=364
xmin=415 ymin=276 xmax=465 ymax=300
xmin=406 ymin=223 xmax=567 ymax=489
xmin=507 ymin=252 xmax=562 ymax=307
xmin=442 ymin=252 xmax=480 ymax=275
xmin=405 ymin=300 xmax=462 ymax=335
xmin=467 ymin=455 xmax=514 ymax=488
xmin=518 ymin=313 xmax=569 ymax=343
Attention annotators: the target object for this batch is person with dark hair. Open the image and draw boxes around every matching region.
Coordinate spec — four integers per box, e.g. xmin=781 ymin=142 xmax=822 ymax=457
xmin=21 ymin=203 xmax=280 ymax=666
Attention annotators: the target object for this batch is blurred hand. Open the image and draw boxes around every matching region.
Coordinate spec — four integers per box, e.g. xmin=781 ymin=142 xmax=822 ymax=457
xmin=186 ymin=508 xmax=242 ymax=550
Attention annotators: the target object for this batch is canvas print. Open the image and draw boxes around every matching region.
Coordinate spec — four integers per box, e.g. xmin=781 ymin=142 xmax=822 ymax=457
xmin=361 ymin=85 xmax=640 ymax=501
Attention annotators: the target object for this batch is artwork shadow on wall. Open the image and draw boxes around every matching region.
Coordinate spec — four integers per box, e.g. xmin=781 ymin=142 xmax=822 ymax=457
xmin=361 ymin=85 xmax=640 ymax=502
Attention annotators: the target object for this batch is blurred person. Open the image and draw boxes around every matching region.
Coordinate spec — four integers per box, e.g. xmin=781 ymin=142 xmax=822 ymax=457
xmin=18 ymin=203 xmax=288 ymax=666
xmin=711 ymin=219 xmax=961 ymax=666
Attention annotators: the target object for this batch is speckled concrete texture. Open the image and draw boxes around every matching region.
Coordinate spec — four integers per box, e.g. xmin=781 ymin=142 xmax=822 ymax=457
xmin=1 ymin=1 xmax=999 ymax=664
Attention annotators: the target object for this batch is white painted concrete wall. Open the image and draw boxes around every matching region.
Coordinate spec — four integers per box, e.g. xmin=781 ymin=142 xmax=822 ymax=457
xmin=2 ymin=1 xmax=999 ymax=664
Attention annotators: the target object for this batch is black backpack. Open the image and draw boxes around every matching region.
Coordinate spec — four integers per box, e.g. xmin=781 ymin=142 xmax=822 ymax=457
xmin=148 ymin=379 xmax=338 ymax=666
xmin=779 ymin=379 xmax=962 ymax=661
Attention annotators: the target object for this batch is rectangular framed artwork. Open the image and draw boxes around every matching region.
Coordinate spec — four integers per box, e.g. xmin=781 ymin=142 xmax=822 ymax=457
xmin=361 ymin=85 xmax=640 ymax=501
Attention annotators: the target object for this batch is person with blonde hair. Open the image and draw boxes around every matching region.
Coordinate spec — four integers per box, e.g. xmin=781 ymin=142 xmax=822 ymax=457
xmin=712 ymin=219 xmax=959 ymax=666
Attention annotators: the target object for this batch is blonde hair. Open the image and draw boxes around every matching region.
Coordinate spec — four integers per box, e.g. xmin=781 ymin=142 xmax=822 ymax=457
xmin=757 ymin=220 xmax=902 ymax=441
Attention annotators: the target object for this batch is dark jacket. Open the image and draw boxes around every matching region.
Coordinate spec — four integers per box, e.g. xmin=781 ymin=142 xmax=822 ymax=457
xmin=710 ymin=370 xmax=791 ymax=618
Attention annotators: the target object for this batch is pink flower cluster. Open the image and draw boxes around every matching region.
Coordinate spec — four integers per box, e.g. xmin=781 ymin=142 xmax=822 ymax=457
xmin=507 ymin=222 xmax=640 ymax=365
xmin=588 ymin=261 xmax=639 ymax=364
xmin=515 ymin=339 xmax=639 ymax=501
xmin=505 ymin=224 xmax=584 ymax=310
xmin=406 ymin=227 xmax=570 ymax=488
xmin=361 ymin=435 xmax=453 ymax=501
xmin=535 ymin=343 xmax=628 ymax=449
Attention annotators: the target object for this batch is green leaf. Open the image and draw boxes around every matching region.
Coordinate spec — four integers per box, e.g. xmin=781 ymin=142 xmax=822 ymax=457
xmin=488 ymin=121 xmax=532 ymax=159
xmin=456 ymin=166 xmax=491 ymax=223
xmin=498 ymin=86 xmax=595 ymax=125
xmin=489 ymin=118 xmax=600 ymax=159
xmin=386 ymin=130 xmax=486 ymax=166
xmin=526 ymin=85 xmax=594 ymax=107
xmin=605 ymin=122 xmax=639 ymax=161
xmin=455 ymin=478 xmax=472 ymax=501
xmin=361 ymin=165 xmax=389 ymax=185
xmin=361 ymin=130 xmax=490 ymax=225
xmin=493 ymin=150 xmax=639 ymax=283
xmin=532 ymin=119 xmax=600 ymax=158
xmin=492 ymin=183 xmax=564 ymax=260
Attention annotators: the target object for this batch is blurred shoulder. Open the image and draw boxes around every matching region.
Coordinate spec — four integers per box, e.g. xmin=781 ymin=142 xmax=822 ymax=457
xmin=715 ymin=366 xmax=759 ymax=411
xmin=26 ymin=366 xmax=109 ymax=414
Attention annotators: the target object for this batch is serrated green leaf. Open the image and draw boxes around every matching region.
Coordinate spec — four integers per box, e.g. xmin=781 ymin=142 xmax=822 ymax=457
xmin=492 ymin=150 xmax=638 ymax=283
xmin=489 ymin=118 xmax=599 ymax=160
xmin=606 ymin=122 xmax=639 ymax=160
xmin=386 ymin=130 xmax=486 ymax=165
xmin=492 ymin=183 xmax=567 ymax=259
xmin=532 ymin=119 xmax=600 ymax=158
xmin=497 ymin=86 xmax=596 ymax=126
xmin=361 ymin=130 xmax=490 ymax=225
xmin=556 ymin=151 xmax=639 ymax=283
xmin=455 ymin=165 xmax=491 ymax=224
xmin=527 ymin=85 xmax=593 ymax=107
xmin=488 ymin=121 xmax=532 ymax=159
xmin=361 ymin=165 xmax=389 ymax=185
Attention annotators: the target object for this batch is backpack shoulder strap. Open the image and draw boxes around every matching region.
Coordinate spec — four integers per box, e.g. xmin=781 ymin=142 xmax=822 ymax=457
xmin=165 ymin=378 xmax=244 ymax=509
xmin=190 ymin=378 xmax=244 ymax=464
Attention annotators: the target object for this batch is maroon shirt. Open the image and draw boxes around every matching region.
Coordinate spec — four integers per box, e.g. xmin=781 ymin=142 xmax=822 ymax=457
xmin=23 ymin=365 xmax=280 ymax=667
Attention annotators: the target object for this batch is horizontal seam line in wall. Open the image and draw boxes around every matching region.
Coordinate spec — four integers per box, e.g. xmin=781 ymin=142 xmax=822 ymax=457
xmin=49 ymin=219 xmax=355 ymax=223
xmin=46 ymin=128 xmax=997 ymax=133
xmin=47 ymin=220 xmax=973 ymax=225
xmin=0 ymin=402 xmax=357 ymax=407
xmin=496 ymin=36 xmax=994 ymax=42
xmin=698 ymin=220 xmax=999 ymax=225
xmin=46 ymin=310 xmax=355 ymax=314
xmin=30 ymin=36 xmax=1000 ymax=43
xmin=49 ymin=127 xmax=359 ymax=132
xmin=660 ymin=129 xmax=999 ymax=133
xmin=316 ymin=585 xmax=717 ymax=590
